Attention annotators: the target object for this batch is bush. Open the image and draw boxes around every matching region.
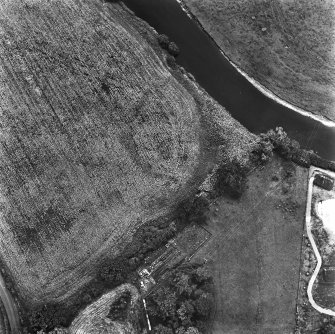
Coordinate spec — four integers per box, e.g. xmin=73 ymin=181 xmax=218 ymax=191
xmin=251 ymin=134 xmax=274 ymax=164
xmin=107 ymin=291 xmax=131 ymax=321
xmin=166 ymin=55 xmax=177 ymax=69
xmin=157 ymin=34 xmax=180 ymax=57
xmin=158 ymin=34 xmax=170 ymax=49
xmin=309 ymin=152 xmax=329 ymax=169
xmin=168 ymin=42 xmax=180 ymax=57
xmin=262 ymin=127 xmax=300 ymax=160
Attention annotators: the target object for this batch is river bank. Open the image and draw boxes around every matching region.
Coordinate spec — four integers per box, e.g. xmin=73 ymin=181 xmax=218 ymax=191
xmin=123 ymin=0 xmax=335 ymax=161
xmin=177 ymin=0 xmax=335 ymax=128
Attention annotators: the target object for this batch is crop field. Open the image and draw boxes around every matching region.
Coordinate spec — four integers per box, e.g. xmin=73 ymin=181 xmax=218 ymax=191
xmin=183 ymin=0 xmax=335 ymax=122
xmin=193 ymin=156 xmax=309 ymax=333
xmin=0 ymin=0 xmax=254 ymax=309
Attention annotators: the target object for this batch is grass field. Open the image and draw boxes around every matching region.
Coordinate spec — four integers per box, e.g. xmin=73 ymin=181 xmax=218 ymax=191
xmin=0 ymin=0 xmax=254 ymax=310
xmin=183 ymin=0 xmax=335 ymax=122
xmin=194 ymin=156 xmax=309 ymax=333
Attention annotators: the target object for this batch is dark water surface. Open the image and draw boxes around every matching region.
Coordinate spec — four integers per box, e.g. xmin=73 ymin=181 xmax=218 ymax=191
xmin=123 ymin=0 xmax=335 ymax=161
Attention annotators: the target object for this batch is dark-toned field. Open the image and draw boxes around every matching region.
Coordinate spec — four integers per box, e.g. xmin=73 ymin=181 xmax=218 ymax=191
xmin=183 ymin=0 xmax=335 ymax=122
xmin=194 ymin=156 xmax=309 ymax=333
xmin=0 ymin=0 xmax=254 ymax=309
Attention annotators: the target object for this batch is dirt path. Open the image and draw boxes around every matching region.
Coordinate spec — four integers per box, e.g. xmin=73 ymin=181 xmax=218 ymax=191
xmin=306 ymin=167 xmax=335 ymax=316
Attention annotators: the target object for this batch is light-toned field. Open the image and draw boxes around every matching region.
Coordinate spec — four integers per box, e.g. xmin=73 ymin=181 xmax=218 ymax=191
xmin=69 ymin=283 xmax=139 ymax=334
xmin=183 ymin=0 xmax=335 ymax=122
xmin=0 ymin=0 xmax=254 ymax=307
xmin=194 ymin=156 xmax=309 ymax=333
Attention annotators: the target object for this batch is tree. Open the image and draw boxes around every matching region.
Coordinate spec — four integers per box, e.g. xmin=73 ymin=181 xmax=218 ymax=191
xmin=194 ymin=292 xmax=214 ymax=318
xmin=194 ymin=265 xmax=212 ymax=284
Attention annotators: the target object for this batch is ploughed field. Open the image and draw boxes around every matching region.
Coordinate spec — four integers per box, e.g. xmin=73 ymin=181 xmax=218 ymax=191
xmin=0 ymin=0 xmax=253 ymax=307
xmin=183 ymin=0 xmax=335 ymax=122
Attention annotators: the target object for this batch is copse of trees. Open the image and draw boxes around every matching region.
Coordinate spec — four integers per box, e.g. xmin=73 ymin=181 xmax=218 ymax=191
xmin=175 ymin=195 xmax=210 ymax=227
xmin=27 ymin=304 xmax=68 ymax=333
xmin=254 ymin=127 xmax=335 ymax=172
xmin=146 ymin=263 xmax=214 ymax=334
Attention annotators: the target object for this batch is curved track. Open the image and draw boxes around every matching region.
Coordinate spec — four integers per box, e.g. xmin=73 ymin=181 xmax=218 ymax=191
xmin=0 ymin=274 xmax=20 ymax=334
xmin=306 ymin=167 xmax=335 ymax=317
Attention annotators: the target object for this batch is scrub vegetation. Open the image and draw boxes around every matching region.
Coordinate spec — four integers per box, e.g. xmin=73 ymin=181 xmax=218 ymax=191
xmin=183 ymin=0 xmax=335 ymax=122
xmin=146 ymin=263 xmax=214 ymax=334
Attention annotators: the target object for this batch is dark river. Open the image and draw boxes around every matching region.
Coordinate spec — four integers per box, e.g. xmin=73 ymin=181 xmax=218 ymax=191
xmin=123 ymin=0 xmax=335 ymax=161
